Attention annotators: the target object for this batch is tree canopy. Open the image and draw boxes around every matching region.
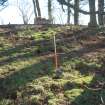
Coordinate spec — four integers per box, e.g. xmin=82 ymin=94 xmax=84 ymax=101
xmin=0 ymin=0 xmax=8 ymax=11
xmin=0 ymin=0 xmax=7 ymax=6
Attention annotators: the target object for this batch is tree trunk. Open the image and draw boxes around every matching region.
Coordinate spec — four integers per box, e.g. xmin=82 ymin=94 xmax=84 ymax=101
xmin=48 ymin=0 xmax=53 ymax=23
xmin=88 ymin=0 xmax=97 ymax=27
xmin=35 ymin=0 xmax=41 ymax=17
xmin=67 ymin=0 xmax=71 ymax=24
xmin=74 ymin=0 xmax=79 ymax=25
xmin=23 ymin=15 xmax=28 ymax=24
xmin=32 ymin=0 xmax=38 ymax=18
xmin=98 ymin=0 xmax=104 ymax=25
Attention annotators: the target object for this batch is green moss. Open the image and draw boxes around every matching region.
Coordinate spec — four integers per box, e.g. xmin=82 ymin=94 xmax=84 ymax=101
xmin=0 ymin=99 xmax=13 ymax=105
xmin=48 ymin=98 xmax=65 ymax=105
xmin=0 ymin=25 xmax=105 ymax=105
xmin=64 ymin=89 xmax=84 ymax=101
xmin=71 ymin=76 xmax=93 ymax=87
xmin=48 ymin=98 xmax=58 ymax=105
xmin=46 ymin=92 xmax=55 ymax=99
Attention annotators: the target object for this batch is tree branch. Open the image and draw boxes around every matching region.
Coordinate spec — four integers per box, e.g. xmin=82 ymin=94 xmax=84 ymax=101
xmin=63 ymin=1 xmax=90 ymax=14
xmin=57 ymin=0 xmax=105 ymax=15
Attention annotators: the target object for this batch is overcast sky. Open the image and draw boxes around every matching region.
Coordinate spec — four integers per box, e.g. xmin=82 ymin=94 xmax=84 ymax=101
xmin=0 ymin=0 xmax=90 ymax=25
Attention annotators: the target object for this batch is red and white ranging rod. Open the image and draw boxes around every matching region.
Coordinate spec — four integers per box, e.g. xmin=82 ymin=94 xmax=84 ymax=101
xmin=53 ymin=34 xmax=59 ymax=70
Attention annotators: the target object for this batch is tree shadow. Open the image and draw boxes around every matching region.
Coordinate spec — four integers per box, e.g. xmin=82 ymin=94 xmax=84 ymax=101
xmin=0 ymin=41 xmax=37 ymax=57
xmin=0 ymin=41 xmax=54 ymax=67
xmin=68 ymin=58 xmax=105 ymax=105
xmin=60 ymin=37 xmax=105 ymax=105
xmin=0 ymin=29 xmax=105 ymax=104
xmin=70 ymin=77 xmax=105 ymax=105
xmin=0 ymin=38 xmax=52 ymax=58
xmin=0 ymin=50 xmax=38 ymax=66
xmin=0 ymin=57 xmax=54 ymax=99
xmin=63 ymin=38 xmax=105 ymax=59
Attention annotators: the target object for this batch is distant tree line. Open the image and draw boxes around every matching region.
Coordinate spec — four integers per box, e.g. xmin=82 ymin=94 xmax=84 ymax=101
xmin=29 ymin=0 xmax=105 ymax=26
xmin=31 ymin=0 xmax=105 ymax=26
xmin=0 ymin=0 xmax=105 ymax=26
xmin=57 ymin=0 xmax=105 ymax=26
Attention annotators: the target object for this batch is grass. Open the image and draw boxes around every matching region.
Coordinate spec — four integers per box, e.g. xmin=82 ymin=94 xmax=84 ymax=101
xmin=0 ymin=25 xmax=105 ymax=105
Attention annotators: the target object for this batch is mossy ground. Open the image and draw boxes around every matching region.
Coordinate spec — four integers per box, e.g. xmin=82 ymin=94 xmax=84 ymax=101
xmin=0 ymin=25 xmax=105 ymax=105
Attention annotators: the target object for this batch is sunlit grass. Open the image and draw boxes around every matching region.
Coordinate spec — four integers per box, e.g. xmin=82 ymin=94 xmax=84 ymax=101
xmin=0 ymin=26 xmax=105 ymax=105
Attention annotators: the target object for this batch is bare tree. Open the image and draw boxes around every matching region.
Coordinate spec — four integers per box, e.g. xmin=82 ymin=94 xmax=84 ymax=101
xmin=88 ymin=0 xmax=97 ymax=26
xmin=57 ymin=0 xmax=98 ymax=26
xmin=74 ymin=0 xmax=79 ymax=25
xmin=35 ymin=0 xmax=41 ymax=17
xmin=17 ymin=0 xmax=33 ymax=24
xmin=32 ymin=0 xmax=38 ymax=18
xmin=98 ymin=0 xmax=104 ymax=25
xmin=32 ymin=0 xmax=41 ymax=24
xmin=48 ymin=0 xmax=53 ymax=23
xmin=67 ymin=0 xmax=71 ymax=24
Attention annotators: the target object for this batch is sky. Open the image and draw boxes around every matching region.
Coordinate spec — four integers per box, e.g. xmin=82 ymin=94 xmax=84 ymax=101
xmin=0 ymin=0 xmax=90 ymax=25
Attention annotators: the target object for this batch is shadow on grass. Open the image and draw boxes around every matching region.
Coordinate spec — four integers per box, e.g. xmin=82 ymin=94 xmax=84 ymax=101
xmin=1 ymin=33 xmax=105 ymax=67
xmin=0 ymin=42 xmax=36 ymax=57
xmin=0 ymin=57 xmax=54 ymax=99
xmin=63 ymin=38 xmax=105 ymax=59
xmin=0 ymin=51 xmax=37 ymax=66
xmin=0 ymin=38 xmax=52 ymax=57
xmin=68 ymin=59 xmax=105 ymax=105
xmin=70 ymin=76 xmax=105 ymax=105
xmin=0 ymin=33 xmax=105 ymax=104
xmin=0 ymin=44 xmax=53 ymax=67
